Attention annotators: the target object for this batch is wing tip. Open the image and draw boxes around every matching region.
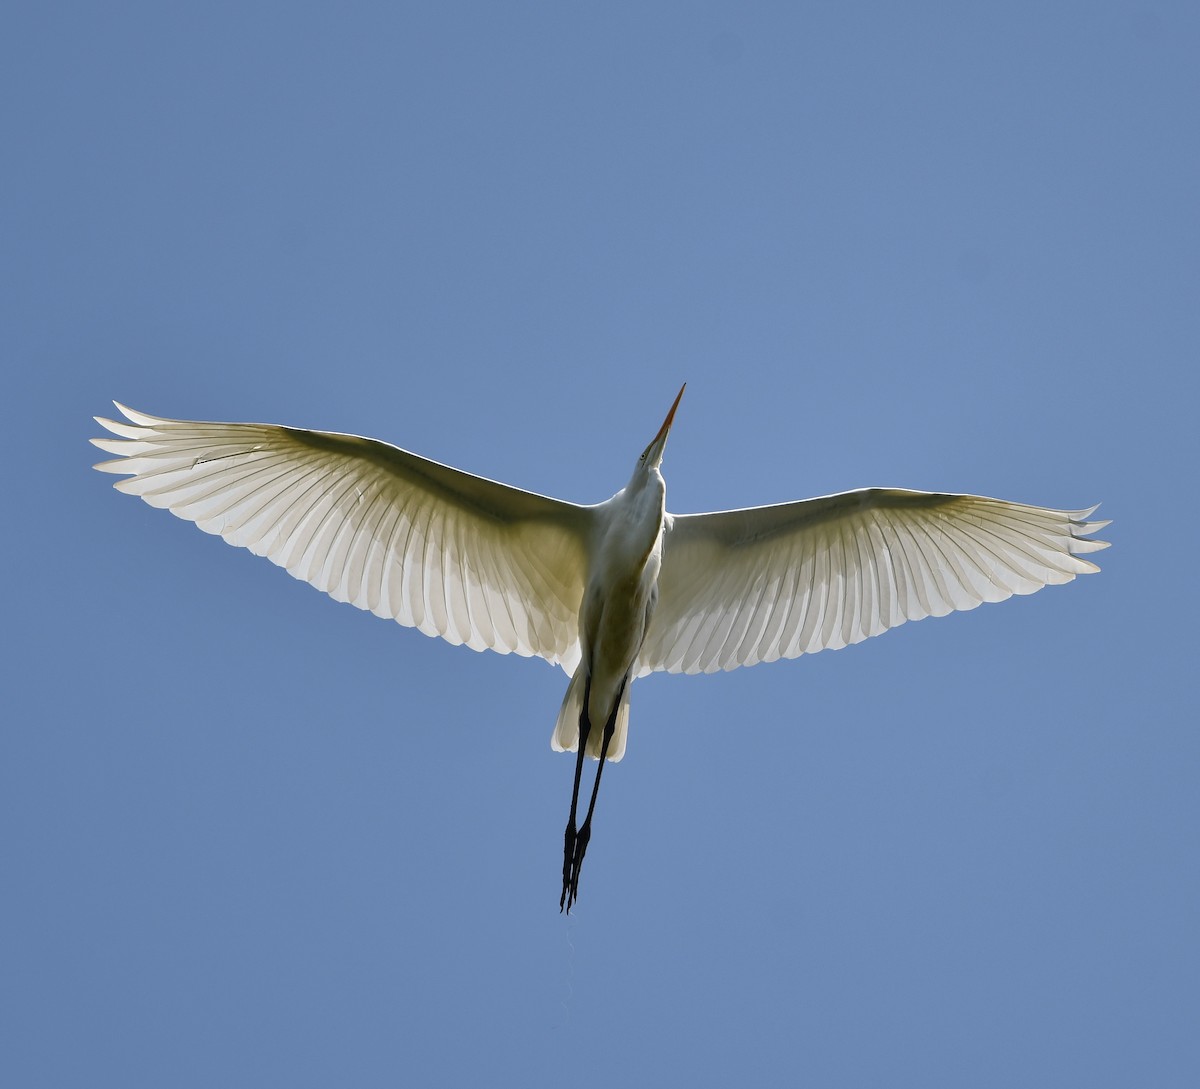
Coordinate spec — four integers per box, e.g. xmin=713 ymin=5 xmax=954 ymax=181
xmin=1069 ymin=502 xmax=1111 ymax=562
xmin=113 ymin=400 xmax=143 ymax=422
xmin=92 ymin=456 xmax=134 ymax=475
xmin=111 ymin=401 xmax=176 ymax=427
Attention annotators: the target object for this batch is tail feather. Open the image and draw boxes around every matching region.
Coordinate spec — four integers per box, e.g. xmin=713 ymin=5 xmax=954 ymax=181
xmin=551 ymin=669 xmax=631 ymax=763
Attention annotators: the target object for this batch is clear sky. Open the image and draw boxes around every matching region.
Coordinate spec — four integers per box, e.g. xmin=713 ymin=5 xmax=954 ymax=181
xmin=5 ymin=3 xmax=1198 ymax=1086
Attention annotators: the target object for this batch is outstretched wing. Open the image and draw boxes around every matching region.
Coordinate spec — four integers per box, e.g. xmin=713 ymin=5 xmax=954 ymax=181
xmin=638 ymin=489 xmax=1109 ymax=676
xmin=93 ymin=403 xmax=591 ymax=670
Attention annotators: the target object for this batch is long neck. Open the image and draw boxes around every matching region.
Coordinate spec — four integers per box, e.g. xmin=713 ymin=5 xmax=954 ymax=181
xmin=599 ymin=469 xmax=665 ymax=571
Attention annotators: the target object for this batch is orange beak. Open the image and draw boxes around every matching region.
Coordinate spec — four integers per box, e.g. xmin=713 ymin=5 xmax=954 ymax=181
xmin=653 ymin=383 xmax=686 ymax=444
xmin=642 ymin=383 xmax=686 ymax=464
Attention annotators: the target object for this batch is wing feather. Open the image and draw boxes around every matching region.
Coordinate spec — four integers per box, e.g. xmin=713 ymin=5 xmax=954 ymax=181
xmin=94 ymin=404 xmax=591 ymax=668
xmin=638 ymin=488 xmax=1108 ymax=676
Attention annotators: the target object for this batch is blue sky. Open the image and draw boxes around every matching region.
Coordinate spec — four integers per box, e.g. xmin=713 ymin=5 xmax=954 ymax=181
xmin=5 ymin=3 xmax=1198 ymax=1086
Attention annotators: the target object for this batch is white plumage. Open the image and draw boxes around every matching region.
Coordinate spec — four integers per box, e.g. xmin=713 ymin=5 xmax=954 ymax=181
xmin=93 ymin=390 xmax=1108 ymax=909
xmin=641 ymin=490 xmax=1107 ymax=675
xmin=93 ymin=402 xmax=588 ymax=669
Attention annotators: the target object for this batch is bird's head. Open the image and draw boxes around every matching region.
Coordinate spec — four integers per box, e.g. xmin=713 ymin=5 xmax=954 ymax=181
xmin=635 ymin=383 xmax=685 ymax=474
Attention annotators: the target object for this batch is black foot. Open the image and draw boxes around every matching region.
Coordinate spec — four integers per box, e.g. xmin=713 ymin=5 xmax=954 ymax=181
xmin=560 ymin=822 xmax=577 ymax=912
xmin=562 ymin=820 xmax=592 ymax=913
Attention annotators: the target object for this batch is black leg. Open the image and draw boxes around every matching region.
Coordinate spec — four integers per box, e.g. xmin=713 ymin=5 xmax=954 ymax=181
xmin=563 ymin=676 xmax=626 ymax=912
xmin=560 ymin=675 xmax=592 ymax=912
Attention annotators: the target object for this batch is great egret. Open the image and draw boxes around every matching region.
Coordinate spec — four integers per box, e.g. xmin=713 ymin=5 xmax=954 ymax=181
xmin=92 ymin=387 xmax=1108 ymax=910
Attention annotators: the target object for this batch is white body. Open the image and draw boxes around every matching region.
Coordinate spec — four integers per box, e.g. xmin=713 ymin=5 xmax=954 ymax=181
xmin=554 ymin=459 xmax=667 ymax=762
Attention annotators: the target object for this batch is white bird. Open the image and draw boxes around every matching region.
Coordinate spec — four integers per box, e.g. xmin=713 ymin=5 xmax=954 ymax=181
xmin=92 ymin=387 xmax=1109 ymax=910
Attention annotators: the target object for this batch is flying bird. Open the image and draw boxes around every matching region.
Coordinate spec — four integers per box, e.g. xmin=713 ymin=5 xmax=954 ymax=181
xmin=92 ymin=387 xmax=1108 ymax=910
